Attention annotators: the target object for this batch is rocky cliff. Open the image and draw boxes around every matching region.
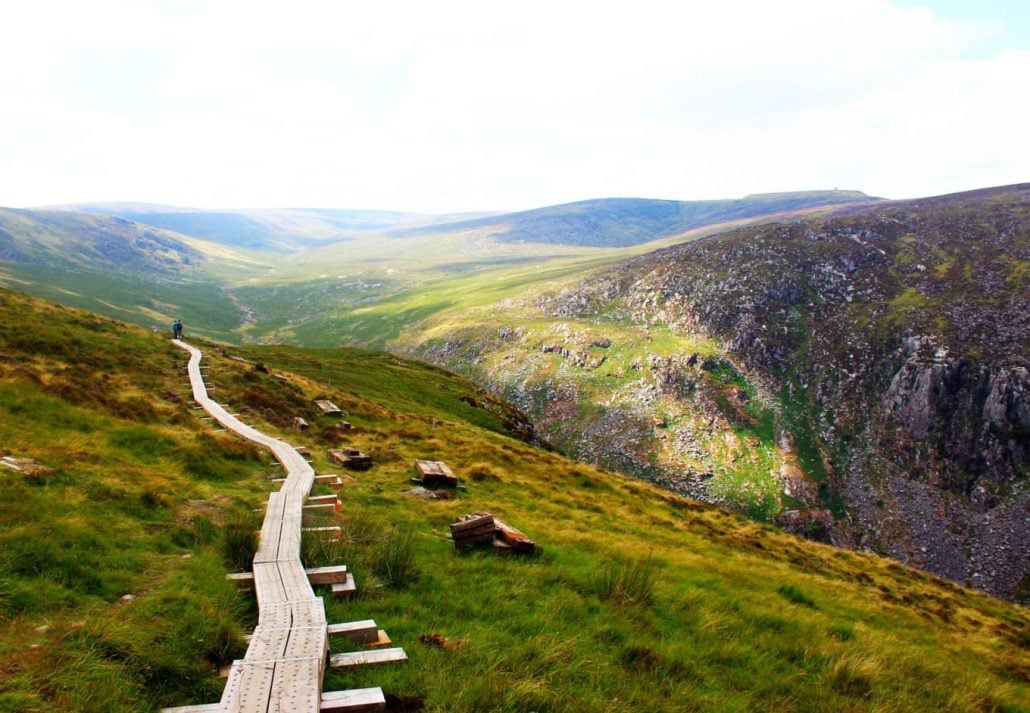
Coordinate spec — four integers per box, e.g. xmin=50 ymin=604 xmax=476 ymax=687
xmin=405 ymin=185 xmax=1029 ymax=599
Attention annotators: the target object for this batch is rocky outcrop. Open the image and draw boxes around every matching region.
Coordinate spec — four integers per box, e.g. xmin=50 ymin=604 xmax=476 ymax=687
xmin=404 ymin=184 xmax=1030 ymax=598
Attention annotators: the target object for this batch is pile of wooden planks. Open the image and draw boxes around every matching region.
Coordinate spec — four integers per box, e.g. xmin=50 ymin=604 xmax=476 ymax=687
xmin=449 ymin=512 xmax=536 ymax=554
xmin=411 ymin=459 xmax=458 ymax=488
xmin=328 ymin=448 xmax=373 ymax=471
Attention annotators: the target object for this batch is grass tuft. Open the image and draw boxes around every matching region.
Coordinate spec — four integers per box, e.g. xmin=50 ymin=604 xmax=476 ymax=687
xmin=368 ymin=527 xmax=419 ymax=589
xmin=777 ymin=583 xmax=817 ymax=608
xmin=221 ymin=511 xmax=260 ymax=572
xmin=593 ymin=554 xmax=655 ymax=606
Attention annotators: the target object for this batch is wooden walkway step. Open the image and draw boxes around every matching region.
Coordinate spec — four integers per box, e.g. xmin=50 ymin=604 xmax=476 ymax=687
xmin=320 ymin=687 xmax=385 ymax=712
xmin=307 ymin=494 xmax=341 ymax=508
xmin=314 ymin=474 xmax=344 ymax=489
xmin=331 ymin=573 xmax=357 ymax=598
xmin=227 ymin=565 xmax=350 ymax=588
xmin=327 ymin=620 xmax=378 ymax=644
xmin=329 ymin=648 xmax=408 ymax=668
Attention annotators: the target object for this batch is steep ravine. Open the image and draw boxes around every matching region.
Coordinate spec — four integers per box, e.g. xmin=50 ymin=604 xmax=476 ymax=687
xmin=400 ymin=185 xmax=1030 ymax=599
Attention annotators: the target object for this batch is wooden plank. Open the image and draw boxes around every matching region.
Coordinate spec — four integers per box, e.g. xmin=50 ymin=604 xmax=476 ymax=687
xmin=331 ymin=573 xmax=356 ymax=599
xmin=314 ymin=400 xmax=343 ymax=416
xmin=268 ymin=656 xmax=323 ymax=713
xmin=454 ymin=532 xmax=496 ymax=549
xmin=304 ymin=526 xmax=342 ymax=534
xmin=493 ymin=517 xmax=536 ymax=553
xmin=449 ymin=513 xmax=495 ymax=535
xmin=159 ymin=705 xmax=220 ymax=712
xmin=320 ymin=688 xmax=385 ymax=713
xmin=305 ymin=565 xmax=349 ymax=585
xmin=328 ymin=648 xmax=408 ymax=668
xmin=307 ymin=494 xmax=340 ymax=508
xmin=304 ymin=502 xmax=337 ymax=512
xmin=413 ymin=459 xmax=458 ymax=487
xmin=327 ymin=620 xmax=378 ymax=644
xmin=450 ymin=522 xmax=496 ymax=540
xmin=364 ymin=630 xmax=393 ymax=649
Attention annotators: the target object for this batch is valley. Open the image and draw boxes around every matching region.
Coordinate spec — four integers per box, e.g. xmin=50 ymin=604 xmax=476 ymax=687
xmin=0 ymin=288 xmax=1027 ymax=711
xmin=1 ymin=186 xmax=1026 ymax=603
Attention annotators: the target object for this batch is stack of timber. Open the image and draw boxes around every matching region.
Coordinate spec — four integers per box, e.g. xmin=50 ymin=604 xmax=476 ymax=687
xmin=449 ymin=512 xmax=536 ymax=554
xmin=328 ymin=448 xmax=373 ymax=471
xmin=411 ymin=459 xmax=458 ymax=488
xmin=315 ymin=399 xmax=343 ymax=416
xmin=327 ymin=421 xmax=353 ymax=435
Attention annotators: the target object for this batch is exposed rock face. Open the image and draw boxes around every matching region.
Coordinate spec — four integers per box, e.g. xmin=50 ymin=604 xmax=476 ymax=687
xmin=407 ymin=184 xmax=1030 ymax=599
xmin=535 ymin=184 xmax=1029 ymax=598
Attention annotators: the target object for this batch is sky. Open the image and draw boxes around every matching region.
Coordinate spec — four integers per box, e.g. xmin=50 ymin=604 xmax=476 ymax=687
xmin=0 ymin=0 xmax=1028 ymax=213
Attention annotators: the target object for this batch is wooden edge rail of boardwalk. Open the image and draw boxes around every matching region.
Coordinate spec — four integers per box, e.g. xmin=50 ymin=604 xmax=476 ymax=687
xmin=164 ymin=339 xmax=404 ymax=713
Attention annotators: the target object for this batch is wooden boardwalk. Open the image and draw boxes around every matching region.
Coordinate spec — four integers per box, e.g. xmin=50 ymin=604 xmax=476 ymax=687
xmin=167 ymin=340 xmax=395 ymax=712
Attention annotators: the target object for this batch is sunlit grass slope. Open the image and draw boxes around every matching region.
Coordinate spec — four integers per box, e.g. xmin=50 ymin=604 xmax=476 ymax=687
xmin=221 ymin=345 xmax=1026 ymax=712
xmin=0 ymin=289 xmax=271 ymax=711
xmin=0 ymin=288 xmax=1026 ymax=712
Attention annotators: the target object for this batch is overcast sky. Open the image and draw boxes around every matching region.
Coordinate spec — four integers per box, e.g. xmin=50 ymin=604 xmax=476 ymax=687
xmin=1 ymin=0 xmax=1027 ymax=213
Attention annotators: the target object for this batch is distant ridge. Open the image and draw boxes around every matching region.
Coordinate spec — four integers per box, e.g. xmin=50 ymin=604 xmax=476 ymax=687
xmin=385 ymin=190 xmax=879 ymax=247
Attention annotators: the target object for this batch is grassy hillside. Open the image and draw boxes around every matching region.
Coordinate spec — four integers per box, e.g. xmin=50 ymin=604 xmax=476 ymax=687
xmin=2 ymin=193 xmax=876 ymax=350
xmin=378 ymin=184 xmax=1030 ymax=599
xmin=46 ymin=204 xmax=430 ymax=252
xmin=0 ymin=288 xmax=1026 ymax=712
xmin=0 ymin=209 xmax=271 ymax=343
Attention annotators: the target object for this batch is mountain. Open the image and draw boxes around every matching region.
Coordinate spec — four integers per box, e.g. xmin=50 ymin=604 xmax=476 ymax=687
xmin=45 ymin=204 xmax=430 ymax=252
xmin=0 ymin=208 xmax=207 ymax=274
xmin=386 ymin=191 xmax=877 ymax=248
xmin=7 ymin=191 xmax=877 ymax=348
xmin=47 ymin=191 xmax=874 ymax=255
xmin=1 ymin=287 xmax=1027 ymax=711
xmin=0 ymin=208 xmax=265 ymax=341
xmin=396 ymin=184 xmax=1029 ymax=599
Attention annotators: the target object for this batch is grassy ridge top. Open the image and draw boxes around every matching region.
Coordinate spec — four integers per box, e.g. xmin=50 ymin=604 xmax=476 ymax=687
xmin=385 ymin=192 xmax=876 ymax=248
xmin=0 ymin=288 xmax=1027 ymax=712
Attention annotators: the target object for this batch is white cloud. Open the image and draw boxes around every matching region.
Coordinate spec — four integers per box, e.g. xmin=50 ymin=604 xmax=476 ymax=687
xmin=0 ymin=0 xmax=1026 ymax=211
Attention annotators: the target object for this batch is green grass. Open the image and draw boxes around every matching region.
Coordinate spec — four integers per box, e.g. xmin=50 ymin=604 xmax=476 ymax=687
xmin=0 ymin=287 xmax=1027 ymax=712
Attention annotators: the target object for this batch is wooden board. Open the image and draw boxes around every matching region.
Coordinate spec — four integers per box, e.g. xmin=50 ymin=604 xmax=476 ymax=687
xmin=449 ymin=513 xmax=495 ymax=534
xmin=328 ymin=648 xmax=408 ymax=668
xmin=331 ymin=573 xmax=356 ymax=599
xmin=305 ymin=565 xmax=349 ymax=585
xmin=320 ymin=688 xmax=385 ymax=713
xmin=314 ymin=400 xmax=343 ymax=415
xmin=493 ymin=517 xmax=536 ymax=553
xmin=413 ymin=459 xmax=458 ymax=487
xmin=327 ymin=620 xmax=378 ymax=644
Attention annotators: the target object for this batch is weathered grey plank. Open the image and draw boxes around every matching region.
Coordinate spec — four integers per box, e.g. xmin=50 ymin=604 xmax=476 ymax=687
xmin=328 ymin=648 xmax=408 ymax=668
xmin=320 ymin=688 xmax=386 ymax=712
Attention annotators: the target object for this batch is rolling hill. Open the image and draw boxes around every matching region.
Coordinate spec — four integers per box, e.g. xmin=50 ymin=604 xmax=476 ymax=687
xmin=45 ymin=204 xmax=431 ymax=252
xmin=0 ymin=288 xmax=1027 ymax=712
xmin=3 ymin=185 xmax=1024 ymax=602
xmin=391 ymin=183 xmax=1030 ymax=599
xmin=384 ymin=191 xmax=877 ymax=248
xmin=0 ymin=208 xmax=267 ymax=342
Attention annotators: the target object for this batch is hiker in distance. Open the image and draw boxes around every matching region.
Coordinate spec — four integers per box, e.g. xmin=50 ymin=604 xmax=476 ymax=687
xmin=172 ymin=319 xmax=183 ymax=339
